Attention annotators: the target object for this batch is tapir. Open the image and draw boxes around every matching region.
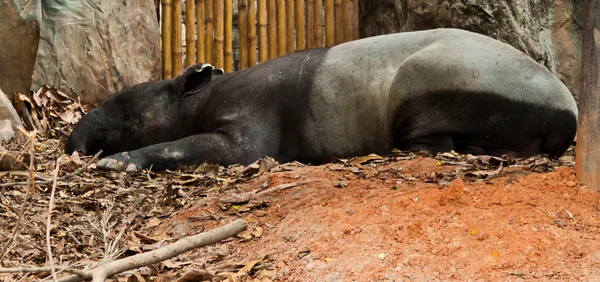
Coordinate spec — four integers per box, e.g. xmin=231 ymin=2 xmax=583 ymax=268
xmin=65 ymin=28 xmax=578 ymax=172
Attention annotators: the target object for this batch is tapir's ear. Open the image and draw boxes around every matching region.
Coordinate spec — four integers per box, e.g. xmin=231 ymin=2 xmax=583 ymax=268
xmin=177 ymin=63 xmax=214 ymax=96
xmin=212 ymin=68 xmax=225 ymax=76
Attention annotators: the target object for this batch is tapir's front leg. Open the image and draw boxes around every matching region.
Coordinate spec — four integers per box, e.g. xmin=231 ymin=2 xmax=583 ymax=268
xmin=97 ymin=124 xmax=281 ymax=172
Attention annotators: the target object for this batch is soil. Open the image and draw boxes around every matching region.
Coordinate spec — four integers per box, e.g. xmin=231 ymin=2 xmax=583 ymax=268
xmin=3 ymin=134 xmax=600 ymax=281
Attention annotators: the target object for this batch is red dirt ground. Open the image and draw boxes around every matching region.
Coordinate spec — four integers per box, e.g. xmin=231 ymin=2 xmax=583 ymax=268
xmin=155 ymin=156 xmax=600 ymax=281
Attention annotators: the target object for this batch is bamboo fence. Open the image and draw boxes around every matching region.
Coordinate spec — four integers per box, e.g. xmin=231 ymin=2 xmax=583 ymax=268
xmin=161 ymin=0 xmax=359 ymax=78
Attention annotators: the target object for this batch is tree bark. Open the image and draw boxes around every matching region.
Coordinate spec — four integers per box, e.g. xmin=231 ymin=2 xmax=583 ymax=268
xmin=575 ymin=0 xmax=600 ymax=191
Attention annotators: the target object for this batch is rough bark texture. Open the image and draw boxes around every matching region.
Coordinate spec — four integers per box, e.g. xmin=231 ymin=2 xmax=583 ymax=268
xmin=575 ymin=0 xmax=600 ymax=191
xmin=32 ymin=0 xmax=162 ymax=105
xmin=0 ymin=87 xmax=22 ymax=141
xmin=358 ymin=0 xmax=583 ymax=99
xmin=0 ymin=0 xmax=41 ymax=96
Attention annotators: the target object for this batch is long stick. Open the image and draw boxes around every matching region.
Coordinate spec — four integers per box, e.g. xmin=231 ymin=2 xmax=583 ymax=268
xmin=352 ymin=0 xmax=359 ymax=40
xmin=306 ymin=0 xmax=315 ymax=48
xmin=46 ymin=157 xmax=63 ymax=281
xmin=195 ymin=0 xmax=205 ymax=63
xmin=224 ymin=0 xmax=233 ymax=72
xmin=56 ymin=219 xmax=247 ymax=282
xmin=172 ymin=0 xmax=183 ymax=75
xmin=334 ymin=0 xmax=342 ymax=44
xmin=267 ymin=0 xmax=277 ymax=59
xmin=162 ymin=0 xmax=173 ymax=79
xmin=325 ymin=0 xmax=334 ymax=47
xmin=286 ymin=0 xmax=295 ymax=53
xmin=185 ymin=0 xmax=196 ymax=66
xmin=214 ymin=0 xmax=224 ymax=69
xmin=342 ymin=0 xmax=351 ymax=42
xmin=276 ymin=0 xmax=286 ymax=56
xmin=248 ymin=0 xmax=257 ymax=67
xmin=204 ymin=0 xmax=214 ymax=64
xmin=314 ymin=0 xmax=323 ymax=47
xmin=258 ymin=0 xmax=268 ymax=62
xmin=295 ymin=0 xmax=305 ymax=50
xmin=238 ymin=0 xmax=248 ymax=69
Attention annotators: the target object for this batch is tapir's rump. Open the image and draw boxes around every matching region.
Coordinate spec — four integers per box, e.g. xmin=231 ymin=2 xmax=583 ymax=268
xmin=66 ymin=28 xmax=577 ymax=172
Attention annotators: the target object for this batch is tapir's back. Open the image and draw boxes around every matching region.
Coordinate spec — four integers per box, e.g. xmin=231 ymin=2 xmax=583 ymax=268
xmin=298 ymin=28 xmax=577 ymax=161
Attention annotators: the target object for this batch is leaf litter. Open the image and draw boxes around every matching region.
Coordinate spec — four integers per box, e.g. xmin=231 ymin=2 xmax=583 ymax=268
xmin=0 ymin=86 xmax=595 ymax=281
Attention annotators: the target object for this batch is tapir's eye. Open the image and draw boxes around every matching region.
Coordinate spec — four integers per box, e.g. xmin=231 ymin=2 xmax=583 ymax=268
xmin=123 ymin=113 xmax=131 ymax=121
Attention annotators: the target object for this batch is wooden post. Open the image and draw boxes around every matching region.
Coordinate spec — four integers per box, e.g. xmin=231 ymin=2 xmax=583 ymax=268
xmin=314 ymin=0 xmax=323 ymax=47
xmin=306 ymin=0 xmax=314 ymax=48
xmin=325 ymin=0 xmax=334 ymax=47
xmin=267 ymin=0 xmax=277 ymax=59
xmin=576 ymin=0 xmax=600 ymax=191
xmin=172 ymin=0 xmax=183 ymax=76
xmin=334 ymin=0 xmax=342 ymax=44
xmin=276 ymin=0 xmax=286 ymax=56
xmin=352 ymin=0 xmax=358 ymax=40
xmin=214 ymin=0 xmax=224 ymax=69
xmin=286 ymin=0 xmax=295 ymax=53
xmin=185 ymin=0 xmax=196 ymax=67
xmin=204 ymin=0 xmax=214 ymax=64
xmin=196 ymin=0 xmax=205 ymax=63
xmin=162 ymin=0 xmax=173 ymax=79
xmin=296 ymin=0 xmax=305 ymax=50
xmin=342 ymin=0 xmax=351 ymax=42
xmin=225 ymin=0 xmax=233 ymax=72
xmin=238 ymin=0 xmax=248 ymax=69
xmin=258 ymin=0 xmax=268 ymax=62
xmin=248 ymin=0 xmax=257 ymax=67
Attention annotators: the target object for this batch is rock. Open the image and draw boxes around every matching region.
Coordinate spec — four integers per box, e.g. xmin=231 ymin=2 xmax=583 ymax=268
xmin=359 ymin=0 xmax=584 ymax=103
xmin=360 ymin=0 xmax=556 ymax=70
xmin=0 ymin=87 xmax=23 ymax=141
xmin=551 ymin=0 xmax=583 ymax=102
xmin=32 ymin=0 xmax=162 ymax=104
xmin=0 ymin=0 xmax=41 ymax=96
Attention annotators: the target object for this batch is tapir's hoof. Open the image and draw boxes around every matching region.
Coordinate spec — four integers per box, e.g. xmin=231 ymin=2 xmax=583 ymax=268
xmin=97 ymin=152 xmax=141 ymax=172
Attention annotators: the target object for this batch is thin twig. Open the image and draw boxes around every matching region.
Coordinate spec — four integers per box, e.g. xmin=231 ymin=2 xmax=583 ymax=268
xmin=46 ymin=157 xmax=63 ymax=281
xmin=56 ymin=219 xmax=247 ymax=282
xmin=0 ymin=266 xmax=86 ymax=276
xmin=0 ymin=150 xmax=102 ymax=188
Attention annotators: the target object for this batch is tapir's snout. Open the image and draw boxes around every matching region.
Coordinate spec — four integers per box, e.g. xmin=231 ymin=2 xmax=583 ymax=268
xmin=65 ymin=127 xmax=92 ymax=155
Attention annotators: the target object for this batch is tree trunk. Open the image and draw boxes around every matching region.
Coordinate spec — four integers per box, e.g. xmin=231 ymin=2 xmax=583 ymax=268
xmin=575 ymin=0 xmax=600 ymax=191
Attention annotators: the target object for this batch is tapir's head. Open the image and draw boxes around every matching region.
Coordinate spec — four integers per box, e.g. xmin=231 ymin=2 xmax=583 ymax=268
xmin=65 ymin=63 xmax=224 ymax=156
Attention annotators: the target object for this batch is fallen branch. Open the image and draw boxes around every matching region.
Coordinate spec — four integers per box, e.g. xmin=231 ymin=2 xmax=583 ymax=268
xmin=56 ymin=218 xmax=247 ymax=282
xmin=0 ymin=150 xmax=102 ymax=188
xmin=221 ymin=180 xmax=317 ymax=204
xmin=0 ymin=266 xmax=86 ymax=276
xmin=46 ymin=156 xmax=63 ymax=281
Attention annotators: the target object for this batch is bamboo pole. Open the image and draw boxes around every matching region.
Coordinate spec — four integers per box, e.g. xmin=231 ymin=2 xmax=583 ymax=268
xmin=225 ymin=0 xmax=233 ymax=72
xmin=314 ymin=0 xmax=323 ymax=47
xmin=295 ymin=0 xmax=305 ymax=50
xmin=214 ymin=0 xmax=224 ymax=69
xmin=276 ymin=0 xmax=286 ymax=56
xmin=172 ymin=0 xmax=183 ymax=76
xmin=325 ymin=0 xmax=334 ymax=47
xmin=196 ymin=0 xmax=205 ymax=63
xmin=306 ymin=0 xmax=314 ymax=48
xmin=334 ymin=0 xmax=342 ymax=45
xmin=238 ymin=0 xmax=248 ymax=69
xmin=258 ymin=0 xmax=268 ymax=62
xmin=162 ymin=0 xmax=173 ymax=79
xmin=286 ymin=0 xmax=295 ymax=52
xmin=352 ymin=0 xmax=358 ymax=40
xmin=342 ymin=0 xmax=351 ymax=42
xmin=185 ymin=0 xmax=195 ymax=66
xmin=576 ymin=0 xmax=600 ymax=191
xmin=248 ymin=0 xmax=257 ymax=67
xmin=267 ymin=0 xmax=277 ymax=59
xmin=205 ymin=0 xmax=214 ymax=64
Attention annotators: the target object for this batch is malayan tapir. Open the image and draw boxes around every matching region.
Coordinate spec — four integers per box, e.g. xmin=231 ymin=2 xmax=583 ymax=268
xmin=65 ymin=28 xmax=578 ymax=172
